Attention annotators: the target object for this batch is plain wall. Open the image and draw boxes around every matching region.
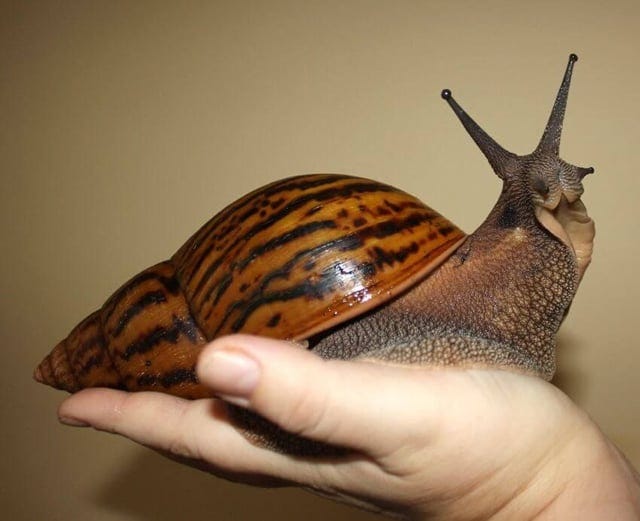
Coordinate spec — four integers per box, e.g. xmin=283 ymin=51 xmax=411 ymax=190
xmin=2 ymin=1 xmax=639 ymax=519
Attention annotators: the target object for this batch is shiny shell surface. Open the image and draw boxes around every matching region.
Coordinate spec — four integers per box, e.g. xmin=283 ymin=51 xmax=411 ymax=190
xmin=173 ymin=174 xmax=465 ymax=341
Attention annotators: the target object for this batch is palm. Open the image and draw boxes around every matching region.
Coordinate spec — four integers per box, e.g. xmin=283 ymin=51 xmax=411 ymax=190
xmin=58 ymin=336 xmax=634 ymax=520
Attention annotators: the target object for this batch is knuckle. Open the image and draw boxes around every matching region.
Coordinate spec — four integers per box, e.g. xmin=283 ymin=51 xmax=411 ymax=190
xmin=281 ymin=386 xmax=334 ymax=440
xmin=165 ymin=405 xmax=203 ymax=461
xmin=110 ymin=392 xmax=144 ymax=432
xmin=166 ymin=431 xmax=196 ymax=460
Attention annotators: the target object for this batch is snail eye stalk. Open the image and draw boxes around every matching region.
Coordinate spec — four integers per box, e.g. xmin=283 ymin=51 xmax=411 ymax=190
xmin=441 ymin=54 xmax=594 ymax=180
xmin=440 ymin=88 xmax=517 ymax=180
xmin=536 ymin=53 xmax=578 ymax=156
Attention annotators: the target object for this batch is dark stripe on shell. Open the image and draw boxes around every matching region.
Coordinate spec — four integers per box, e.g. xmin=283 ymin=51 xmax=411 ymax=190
xmin=177 ymin=174 xmax=350 ymax=281
xmin=198 ymin=220 xmax=340 ymax=310
xmin=352 ymin=211 xmax=434 ymax=241
xmin=229 ymin=259 xmax=378 ymax=332
xmin=369 ymin=242 xmax=420 ymax=269
xmin=438 ymin=225 xmax=457 ymax=237
xmin=122 ymin=315 xmax=200 ymax=361
xmin=207 ymin=234 xmax=367 ymax=333
xmin=111 ymin=290 xmax=168 ymax=337
xmin=70 ymin=334 xmax=102 ymax=363
xmin=267 ymin=313 xmax=282 ymax=327
xmin=78 ymin=353 xmax=104 ymax=375
xmin=237 ymin=220 xmax=339 ymax=272
xmin=103 ymin=269 xmax=180 ymax=325
xmin=204 ymin=208 xmax=440 ymax=334
xmin=137 ymin=367 xmax=198 ymax=389
xmin=188 ymin=181 xmax=398 ymax=304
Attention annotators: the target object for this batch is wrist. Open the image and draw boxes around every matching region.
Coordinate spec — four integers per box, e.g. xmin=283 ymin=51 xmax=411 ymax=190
xmin=422 ymin=398 xmax=640 ymax=521
xmin=535 ymin=426 xmax=639 ymax=520
xmin=519 ymin=415 xmax=640 ymax=521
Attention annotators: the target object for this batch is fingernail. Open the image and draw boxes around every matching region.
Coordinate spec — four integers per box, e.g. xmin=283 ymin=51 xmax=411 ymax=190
xmin=59 ymin=416 xmax=89 ymax=427
xmin=201 ymin=349 xmax=260 ymax=407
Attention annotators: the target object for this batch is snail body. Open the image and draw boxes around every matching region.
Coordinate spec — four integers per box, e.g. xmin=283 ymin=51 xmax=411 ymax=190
xmin=35 ymin=56 xmax=595 ymax=408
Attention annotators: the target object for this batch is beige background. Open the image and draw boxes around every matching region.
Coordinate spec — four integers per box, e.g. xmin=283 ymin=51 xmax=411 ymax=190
xmin=2 ymin=1 xmax=639 ymax=519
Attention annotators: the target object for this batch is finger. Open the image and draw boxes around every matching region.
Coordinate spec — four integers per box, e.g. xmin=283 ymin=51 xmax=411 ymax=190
xmin=59 ymin=388 xmax=210 ymax=454
xmin=196 ymin=334 xmax=443 ymax=454
xmin=59 ymin=388 xmax=190 ymax=438
xmin=57 ymin=388 xmax=296 ymax=483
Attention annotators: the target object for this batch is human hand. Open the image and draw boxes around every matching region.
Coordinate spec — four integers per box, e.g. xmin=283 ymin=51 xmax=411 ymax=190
xmin=58 ymin=335 xmax=640 ymax=520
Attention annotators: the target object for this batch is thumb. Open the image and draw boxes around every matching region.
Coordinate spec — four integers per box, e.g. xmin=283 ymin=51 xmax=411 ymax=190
xmin=196 ymin=334 xmax=441 ymax=453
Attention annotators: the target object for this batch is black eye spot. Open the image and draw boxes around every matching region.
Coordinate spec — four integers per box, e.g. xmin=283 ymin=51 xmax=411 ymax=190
xmin=533 ymin=177 xmax=550 ymax=197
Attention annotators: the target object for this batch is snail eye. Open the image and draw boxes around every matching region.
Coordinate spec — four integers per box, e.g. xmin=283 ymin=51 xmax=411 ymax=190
xmin=532 ymin=177 xmax=550 ymax=197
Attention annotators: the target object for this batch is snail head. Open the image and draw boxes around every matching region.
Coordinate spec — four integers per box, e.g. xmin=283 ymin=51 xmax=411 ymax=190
xmin=441 ymin=54 xmax=594 ymax=211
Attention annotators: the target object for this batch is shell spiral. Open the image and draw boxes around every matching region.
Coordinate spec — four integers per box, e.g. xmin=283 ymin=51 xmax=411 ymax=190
xmin=34 ymin=174 xmax=465 ymax=398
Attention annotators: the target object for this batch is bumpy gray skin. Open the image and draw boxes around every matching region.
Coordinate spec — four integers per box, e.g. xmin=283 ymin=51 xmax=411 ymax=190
xmin=313 ymin=194 xmax=577 ymax=380
xmin=230 ymin=55 xmax=595 ymax=455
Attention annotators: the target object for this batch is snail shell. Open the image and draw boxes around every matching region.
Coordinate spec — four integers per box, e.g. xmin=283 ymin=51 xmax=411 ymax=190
xmin=34 ymin=174 xmax=464 ymax=399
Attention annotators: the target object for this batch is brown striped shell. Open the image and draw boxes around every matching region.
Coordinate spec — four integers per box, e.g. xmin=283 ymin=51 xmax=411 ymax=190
xmin=34 ymin=174 xmax=465 ymax=398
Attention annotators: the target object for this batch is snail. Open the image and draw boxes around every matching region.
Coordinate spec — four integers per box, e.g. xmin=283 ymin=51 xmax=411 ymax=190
xmin=34 ymin=56 xmax=595 ymax=442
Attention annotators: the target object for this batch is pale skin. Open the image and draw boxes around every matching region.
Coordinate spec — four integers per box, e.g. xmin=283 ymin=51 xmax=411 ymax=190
xmin=58 ymin=335 xmax=640 ymax=520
